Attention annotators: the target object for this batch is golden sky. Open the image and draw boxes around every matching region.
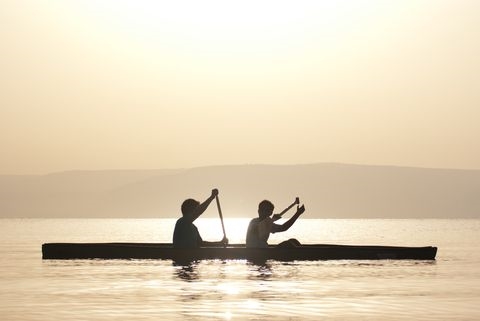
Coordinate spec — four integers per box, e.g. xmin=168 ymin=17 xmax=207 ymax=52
xmin=1 ymin=0 xmax=479 ymax=174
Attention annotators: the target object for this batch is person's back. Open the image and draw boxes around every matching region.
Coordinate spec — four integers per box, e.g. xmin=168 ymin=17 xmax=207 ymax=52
xmin=173 ymin=216 xmax=202 ymax=248
xmin=246 ymin=217 xmax=273 ymax=248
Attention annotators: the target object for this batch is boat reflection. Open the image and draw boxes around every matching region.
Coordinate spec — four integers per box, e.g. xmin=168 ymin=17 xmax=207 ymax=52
xmin=248 ymin=260 xmax=273 ymax=280
xmin=173 ymin=261 xmax=199 ymax=282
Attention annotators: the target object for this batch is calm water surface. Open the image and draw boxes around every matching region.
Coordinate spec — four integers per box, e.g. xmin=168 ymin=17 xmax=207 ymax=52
xmin=1 ymin=219 xmax=479 ymax=320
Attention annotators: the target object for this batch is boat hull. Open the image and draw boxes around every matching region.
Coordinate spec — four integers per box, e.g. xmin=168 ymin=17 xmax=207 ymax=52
xmin=42 ymin=243 xmax=437 ymax=261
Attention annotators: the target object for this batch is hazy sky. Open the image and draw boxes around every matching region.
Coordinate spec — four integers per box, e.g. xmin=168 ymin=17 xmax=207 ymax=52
xmin=1 ymin=0 xmax=479 ymax=174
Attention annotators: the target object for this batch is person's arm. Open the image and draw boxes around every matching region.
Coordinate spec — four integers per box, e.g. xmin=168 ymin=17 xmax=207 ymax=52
xmin=195 ymin=221 xmax=228 ymax=247
xmin=271 ymin=205 xmax=305 ymax=233
xmin=200 ymin=236 xmax=228 ymax=247
xmin=191 ymin=189 xmax=218 ymax=222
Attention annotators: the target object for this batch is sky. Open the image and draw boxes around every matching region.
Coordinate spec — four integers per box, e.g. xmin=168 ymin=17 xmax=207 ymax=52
xmin=1 ymin=0 xmax=479 ymax=175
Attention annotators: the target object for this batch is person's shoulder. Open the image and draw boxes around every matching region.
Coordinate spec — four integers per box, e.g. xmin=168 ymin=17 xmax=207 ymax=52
xmin=248 ymin=217 xmax=259 ymax=224
xmin=247 ymin=218 xmax=258 ymax=230
xmin=175 ymin=216 xmax=187 ymax=226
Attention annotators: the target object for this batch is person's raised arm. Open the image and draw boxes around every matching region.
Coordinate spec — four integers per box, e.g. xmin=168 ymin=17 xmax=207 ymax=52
xmin=191 ymin=189 xmax=218 ymax=222
xmin=272 ymin=197 xmax=300 ymax=221
xmin=272 ymin=205 xmax=305 ymax=233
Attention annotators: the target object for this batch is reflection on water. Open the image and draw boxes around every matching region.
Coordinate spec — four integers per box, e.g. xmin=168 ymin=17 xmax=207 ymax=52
xmin=0 ymin=219 xmax=479 ymax=320
xmin=248 ymin=261 xmax=273 ymax=280
xmin=174 ymin=262 xmax=200 ymax=282
xmin=161 ymin=258 xmax=447 ymax=320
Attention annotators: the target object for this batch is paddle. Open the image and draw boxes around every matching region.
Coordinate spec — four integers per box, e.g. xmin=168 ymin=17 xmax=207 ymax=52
xmin=215 ymin=195 xmax=227 ymax=247
xmin=276 ymin=197 xmax=300 ymax=217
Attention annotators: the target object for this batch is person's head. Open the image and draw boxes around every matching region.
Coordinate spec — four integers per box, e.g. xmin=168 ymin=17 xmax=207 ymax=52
xmin=181 ymin=198 xmax=200 ymax=217
xmin=258 ymin=200 xmax=274 ymax=219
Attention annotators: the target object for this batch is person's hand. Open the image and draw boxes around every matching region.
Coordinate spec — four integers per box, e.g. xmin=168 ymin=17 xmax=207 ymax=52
xmin=296 ymin=204 xmax=305 ymax=215
xmin=211 ymin=188 xmax=219 ymax=198
xmin=221 ymin=236 xmax=229 ymax=245
xmin=272 ymin=214 xmax=282 ymax=221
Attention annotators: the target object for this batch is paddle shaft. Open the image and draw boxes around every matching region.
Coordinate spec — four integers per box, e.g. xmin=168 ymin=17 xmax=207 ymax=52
xmin=215 ymin=195 xmax=227 ymax=245
xmin=278 ymin=198 xmax=299 ymax=217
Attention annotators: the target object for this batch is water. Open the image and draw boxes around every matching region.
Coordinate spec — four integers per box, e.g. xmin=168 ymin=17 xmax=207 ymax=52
xmin=1 ymin=219 xmax=479 ymax=320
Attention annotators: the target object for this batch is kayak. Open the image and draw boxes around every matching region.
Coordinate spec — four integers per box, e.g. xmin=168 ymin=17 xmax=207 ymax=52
xmin=42 ymin=243 xmax=437 ymax=261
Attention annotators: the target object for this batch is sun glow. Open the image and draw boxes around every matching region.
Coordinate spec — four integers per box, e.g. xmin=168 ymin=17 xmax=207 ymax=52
xmin=66 ymin=0 xmax=388 ymax=59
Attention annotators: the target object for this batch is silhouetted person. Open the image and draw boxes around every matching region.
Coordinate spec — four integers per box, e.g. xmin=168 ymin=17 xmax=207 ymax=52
xmin=173 ymin=188 xmax=228 ymax=248
xmin=246 ymin=199 xmax=305 ymax=248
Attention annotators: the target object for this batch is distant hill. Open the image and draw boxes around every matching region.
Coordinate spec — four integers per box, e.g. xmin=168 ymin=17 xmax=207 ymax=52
xmin=1 ymin=163 xmax=479 ymax=218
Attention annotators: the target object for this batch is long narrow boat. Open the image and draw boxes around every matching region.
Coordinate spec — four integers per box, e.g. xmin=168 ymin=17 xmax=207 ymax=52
xmin=42 ymin=243 xmax=437 ymax=261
